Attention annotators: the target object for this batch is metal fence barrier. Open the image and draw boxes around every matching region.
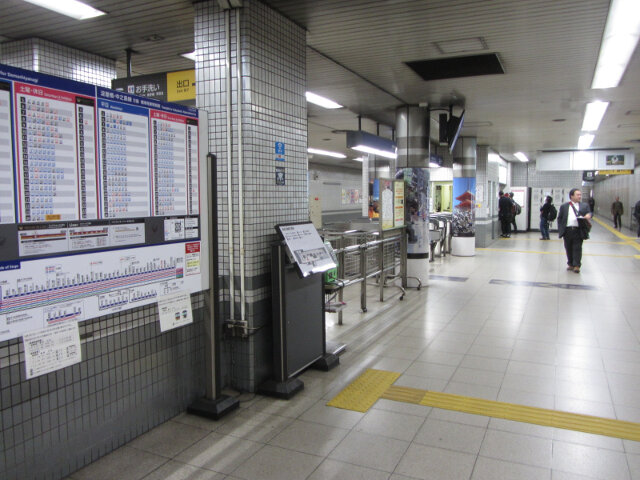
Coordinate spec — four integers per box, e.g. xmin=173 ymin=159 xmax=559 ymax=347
xmin=320 ymin=225 xmax=407 ymax=325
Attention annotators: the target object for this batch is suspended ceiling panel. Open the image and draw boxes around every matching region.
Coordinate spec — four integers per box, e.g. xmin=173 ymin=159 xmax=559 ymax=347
xmin=0 ymin=0 xmax=638 ymax=161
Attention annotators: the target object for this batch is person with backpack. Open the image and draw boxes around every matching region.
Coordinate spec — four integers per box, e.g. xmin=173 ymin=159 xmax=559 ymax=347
xmin=509 ymin=192 xmax=520 ymax=233
xmin=539 ymin=195 xmax=555 ymax=240
xmin=498 ymin=191 xmax=513 ymax=238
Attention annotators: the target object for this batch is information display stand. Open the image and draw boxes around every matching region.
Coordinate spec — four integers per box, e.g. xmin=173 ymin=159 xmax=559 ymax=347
xmin=259 ymin=223 xmax=339 ymax=399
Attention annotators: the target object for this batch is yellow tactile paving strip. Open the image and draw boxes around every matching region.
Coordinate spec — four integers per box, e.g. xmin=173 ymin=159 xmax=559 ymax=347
xmin=592 ymin=216 xmax=640 ymax=253
xmin=328 ymin=369 xmax=640 ymax=441
xmin=326 ymin=369 xmax=400 ymax=412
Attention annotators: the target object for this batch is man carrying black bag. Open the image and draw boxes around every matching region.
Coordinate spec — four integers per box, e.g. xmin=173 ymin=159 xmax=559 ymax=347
xmin=557 ymin=188 xmax=592 ymax=273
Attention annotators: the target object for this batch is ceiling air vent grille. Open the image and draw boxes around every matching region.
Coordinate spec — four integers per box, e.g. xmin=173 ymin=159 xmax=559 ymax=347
xmin=405 ymin=53 xmax=504 ymax=81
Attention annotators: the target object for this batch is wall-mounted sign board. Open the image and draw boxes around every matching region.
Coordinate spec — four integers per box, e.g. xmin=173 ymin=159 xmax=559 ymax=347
xmin=0 ymin=63 xmax=209 ymax=342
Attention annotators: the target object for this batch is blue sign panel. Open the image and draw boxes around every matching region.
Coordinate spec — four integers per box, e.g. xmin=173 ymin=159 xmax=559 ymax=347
xmin=275 ymin=142 xmax=285 ymax=156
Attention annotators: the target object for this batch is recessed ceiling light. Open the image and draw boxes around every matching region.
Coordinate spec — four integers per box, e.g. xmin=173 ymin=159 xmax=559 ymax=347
xmin=591 ymin=0 xmax=640 ymax=89
xmin=307 ymin=148 xmax=346 ymax=159
xmin=305 ymin=92 xmax=342 ymax=109
xmin=552 ymin=118 xmax=566 ymax=122
xmin=578 ymin=134 xmax=595 ymax=150
xmin=22 ymin=0 xmax=106 ymax=20
xmin=514 ymin=152 xmax=529 ymax=162
xmin=581 ymin=101 xmax=609 ymax=131
xmin=181 ymin=51 xmax=196 ymax=61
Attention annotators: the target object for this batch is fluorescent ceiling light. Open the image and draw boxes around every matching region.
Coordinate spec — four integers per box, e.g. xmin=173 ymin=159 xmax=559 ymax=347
xmin=591 ymin=0 xmax=640 ymax=88
xmin=181 ymin=51 xmax=196 ymax=61
xmin=307 ymin=148 xmax=346 ymax=159
xmin=351 ymin=144 xmax=397 ymax=159
xmin=581 ymin=101 xmax=609 ymax=131
xmin=488 ymin=153 xmax=502 ymax=163
xmin=429 ymin=162 xmax=441 ymax=168
xmin=514 ymin=152 xmax=529 ymax=162
xmin=346 ymin=130 xmax=397 ymax=159
xmin=578 ymin=134 xmax=595 ymax=150
xmin=305 ymin=92 xmax=342 ymax=109
xmin=352 ymin=157 xmax=364 ymax=162
xmin=23 ymin=0 xmax=106 ymax=20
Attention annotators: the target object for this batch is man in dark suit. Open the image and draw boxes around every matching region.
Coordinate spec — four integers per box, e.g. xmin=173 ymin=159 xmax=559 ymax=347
xmin=557 ymin=188 xmax=592 ymax=273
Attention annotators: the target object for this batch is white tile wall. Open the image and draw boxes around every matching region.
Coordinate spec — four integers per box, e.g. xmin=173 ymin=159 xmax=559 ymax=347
xmin=1 ymin=38 xmax=116 ymax=87
xmin=195 ymin=0 xmax=307 ymax=391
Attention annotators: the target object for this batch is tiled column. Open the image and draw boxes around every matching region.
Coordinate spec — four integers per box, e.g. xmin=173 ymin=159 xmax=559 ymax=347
xmin=451 ymin=136 xmax=477 ymax=256
xmin=475 ymin=146 xmax=492 ymax=247
xmin=1 ymin=38 xmax=115 ymax=86
xmin=195 ymin=1 xmax=308 ymax=391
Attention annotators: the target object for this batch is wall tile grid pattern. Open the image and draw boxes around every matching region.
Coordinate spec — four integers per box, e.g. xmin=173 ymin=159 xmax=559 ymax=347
xmin=593 ymin=168 xmax=640 ymax=224
xmin=510 ymin=161 xmax=584 ymax=189
xmin=195 ymin=1 xmax=307 ymax=391
xmin=1 ymin=38 xmax=116 ymax=87
xmin=0 ymin=293 xmax=206 ymax=480
xmin=0 ymin=40 xmax=206 ymax=480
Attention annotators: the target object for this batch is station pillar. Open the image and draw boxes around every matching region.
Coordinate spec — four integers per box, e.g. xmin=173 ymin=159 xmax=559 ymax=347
xmin=396 ymin=106 xmax=430 ymax=286
xmin=452 ymin=136 xmax=477 ymax=256
xmin=194 ymin=1 xmax=308 ymax=391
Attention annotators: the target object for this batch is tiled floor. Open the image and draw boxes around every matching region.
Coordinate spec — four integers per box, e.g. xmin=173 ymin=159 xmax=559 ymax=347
xmin=67 ymin=220 xmax=640 ymax=480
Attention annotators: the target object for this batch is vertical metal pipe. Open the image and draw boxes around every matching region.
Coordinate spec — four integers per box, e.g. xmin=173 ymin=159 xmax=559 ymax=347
xmin=206 ymin=153 xmax=222 ymax=399
xmin=225 ymin=9 xmax=235 ymax=320
xmin=236 ymin=8 xmax=246 ymax=324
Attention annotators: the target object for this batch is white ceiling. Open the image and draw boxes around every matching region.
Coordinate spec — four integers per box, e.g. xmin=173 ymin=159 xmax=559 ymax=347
xmin=1 ymin=0 xmax=639 ymax=168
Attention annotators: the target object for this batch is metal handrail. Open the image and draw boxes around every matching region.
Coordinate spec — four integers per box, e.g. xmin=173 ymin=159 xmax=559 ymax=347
xmin=321 ymin=227 xmax=407 ymax=323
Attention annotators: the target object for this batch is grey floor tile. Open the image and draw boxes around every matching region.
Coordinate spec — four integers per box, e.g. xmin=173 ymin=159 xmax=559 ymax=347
xmin=214 ymin=410 xmax=294 ymax=443
xmin=480 ymin=430 xmax=552 ymax=468
xmin=299 ymin=398 xmax=365 ymax=428
xmin=140 ymin=460 xmax=226 ymax=480
xmin=307 ymin=459 xmax=390 ymax=480
xmin=71 ymin=446 xmax=168 ymax=480
xmin=128 ymin=420 xmax=211 ymax=458
xmin=552 ymin=441 xmax=631 ymax=479
xmin=472 ymin=456 xmax=551 ymax=480
xmin=174 ymin=432 xmax=263 ymax=474
xmin=230 ymin=445 xmax=322 ymax=480
xmin=394 ymin=443 xmax=476 ymax=480
xmin=354 ymin=408 xmax=425 ymax=442
xmin=268 ymin=419 xmax=348 ymax=456
xmin=328 ymin=430 xmax=409 ymax=472
xmin=414 ymin=417 xmax=486 ymax=454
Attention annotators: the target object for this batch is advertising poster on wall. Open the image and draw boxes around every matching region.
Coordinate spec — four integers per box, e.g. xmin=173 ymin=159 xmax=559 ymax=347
xmin=452 ymin=177 xmax=476 ymax=237
xmin=380 ymin=179 xmax=394 ymax=230
xmin=369 ymin=179 xmax=380 ymax=218
xmin=394 ymin=180 xmax=404 ymax=227
xmin=396 ymin=168 xmax=430 ymax=257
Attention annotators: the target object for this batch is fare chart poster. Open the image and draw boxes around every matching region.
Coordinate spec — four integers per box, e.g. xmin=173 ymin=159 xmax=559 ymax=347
xmin=0 ymin=63 xmax=206 ymax=342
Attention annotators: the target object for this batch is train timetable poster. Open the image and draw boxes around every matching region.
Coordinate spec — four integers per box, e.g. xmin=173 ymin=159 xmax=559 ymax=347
xmin=0 ymin=63 xmax=208 ymax=342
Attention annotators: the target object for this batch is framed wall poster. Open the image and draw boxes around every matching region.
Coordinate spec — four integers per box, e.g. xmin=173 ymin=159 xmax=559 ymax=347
xmin=380 ymin=178 xmax=394 ymax=230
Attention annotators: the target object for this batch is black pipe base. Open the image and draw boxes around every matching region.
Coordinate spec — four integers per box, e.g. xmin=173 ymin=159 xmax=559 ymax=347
xmin=187 ymin=395 xmax=239 ymax=420
xmin=311 ymin=353 xmax=340 ymax=372
xmin=258 ymin=378 xmax=304 ymax=399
